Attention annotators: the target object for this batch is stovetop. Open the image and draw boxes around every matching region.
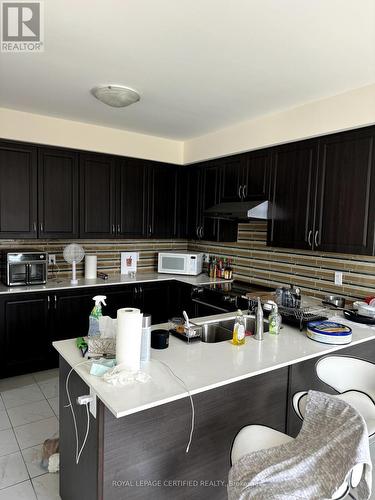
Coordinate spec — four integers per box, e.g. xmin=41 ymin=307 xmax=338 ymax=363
xmin=200 ymin=280 xmax=273 ymax=297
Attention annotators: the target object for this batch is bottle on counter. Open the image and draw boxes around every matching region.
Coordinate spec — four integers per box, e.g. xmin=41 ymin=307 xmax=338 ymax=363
xmin=224 ymin=259 xmax=230 ymax=280
xmin=140 ymin=314 xmax=152 ymax=366
xmin=228 ymin=259 xmax=233 ymax=280
xmin=232 ymin=309 xmax=246 ymax=345
xmin=88 ymin=295 xmax=107 ymax=337
xmin=268 ymin=302 xmax=281 ymax=335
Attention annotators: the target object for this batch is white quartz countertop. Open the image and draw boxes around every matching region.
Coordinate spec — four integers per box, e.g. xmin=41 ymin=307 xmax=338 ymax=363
xmin=53 ymin=311 xmax=375 ymax=419
xmin=0 ymin=272 xmax=229 ymax=295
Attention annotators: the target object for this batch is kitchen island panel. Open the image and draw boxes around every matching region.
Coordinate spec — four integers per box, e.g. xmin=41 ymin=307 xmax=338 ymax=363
xmin=101 ymin=366 xmax=288 ymax=500
xmin=59 ymin=356 xmax=288 ymax=500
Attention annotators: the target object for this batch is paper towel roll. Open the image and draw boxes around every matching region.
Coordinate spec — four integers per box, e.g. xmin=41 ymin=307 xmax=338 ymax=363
xmin=85 ymin=255 xmax=97 ymax=280
xmin=116 ymin=308 xmax=143 ymax=372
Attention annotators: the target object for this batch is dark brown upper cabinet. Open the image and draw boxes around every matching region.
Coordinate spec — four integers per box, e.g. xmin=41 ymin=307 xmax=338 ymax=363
xmin=116 ymin=158 xmax=147 ymax=238
xmin=180 ymin=163 xmax=237 ymax=242
xmin=79 ymin=153 xmax=117 ymax=238
xmin=220 ymin=154 xmax=247 ymax=202
xmin=38 ymin=147 xmax=79 ymax=239
xmin=0 ymin=140 xmax=38 ymax=238
xmin=200 ymin=163 xmax=220 ymax=241
xmin=268 ymin=126 xmax=375 ymax=255
xmin=219 ymin=150 xmax=270 ymax=202
xmin=243 ymin=149 xmax=271 ymax=200
xmin=268 ymin=140 xmax=318 ymax=250
xmin=146 ymin=162 xmax=177 ymax=238
xmin=315 ymin=128 xmax=375 ymax=255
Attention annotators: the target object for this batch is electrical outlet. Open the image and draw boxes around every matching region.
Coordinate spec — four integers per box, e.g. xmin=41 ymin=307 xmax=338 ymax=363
xmin=334 ymin=271 xmax=343 ymax=286
xmin=48 ymin=254 xmax=56 ymax=265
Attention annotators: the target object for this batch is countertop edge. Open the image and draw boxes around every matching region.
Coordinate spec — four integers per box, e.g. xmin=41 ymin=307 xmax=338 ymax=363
xmin=0 ymin=273 xmax=230 ymax=295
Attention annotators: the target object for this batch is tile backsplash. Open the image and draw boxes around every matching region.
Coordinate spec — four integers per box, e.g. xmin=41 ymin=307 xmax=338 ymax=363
xmin=1 ymin=223 xmax=374 ymax=300
xmin=188 ymin=222 xmax=375 ymax=300
xmin=0 ymin=239 xmax=188 ymax=279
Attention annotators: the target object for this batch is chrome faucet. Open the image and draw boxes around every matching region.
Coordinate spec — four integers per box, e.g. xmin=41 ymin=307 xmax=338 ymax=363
xmin=254 ymin=297 xmax=264 ymax=341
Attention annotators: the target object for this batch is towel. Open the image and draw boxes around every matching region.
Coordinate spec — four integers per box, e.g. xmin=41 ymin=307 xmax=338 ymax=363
xmin=228 ymin=390 xmax=372 ymax=500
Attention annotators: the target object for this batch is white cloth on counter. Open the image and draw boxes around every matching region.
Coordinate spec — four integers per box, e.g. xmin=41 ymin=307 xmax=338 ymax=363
xmin=228 ymin=390 xmax=372 ymax=500
xmin=103 ymin=363 xmax=150 ymax=386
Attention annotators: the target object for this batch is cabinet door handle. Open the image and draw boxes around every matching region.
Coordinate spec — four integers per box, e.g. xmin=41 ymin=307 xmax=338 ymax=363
xmin=149 ymin=225 xmax=152 ymax=236
xmin=47 ymin=296 xmax=50 ymax=310
xmin=33 ymin=222 xmax=37 ymax=232
xmin=112 ymin=224 xmax=115 ymax=234
xmin=39 ymin=222 xmax=44 ymax=233
xmin=238 ymin=185 xmax=242 ymax=200
xmin=314 ymin=230 xmax=319 ymax=248
xmin=117 ymin=224 xmax=120 ymax=234
xmin=307 ymin=230 xmax=312 ymax=247
xmin=196 ymin=226 xmax=199 ymax=238
xmin=243 ymin=185 xmax=247 ymax=199
xmin=200 ymin=226 xmax=204 ymax=238
xmin=53 ymin=295 xmax=57 ymax=309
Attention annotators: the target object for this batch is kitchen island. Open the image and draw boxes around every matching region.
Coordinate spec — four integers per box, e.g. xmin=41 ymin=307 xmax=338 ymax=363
xmin=54 ymin=313 xmax=375 ymax=500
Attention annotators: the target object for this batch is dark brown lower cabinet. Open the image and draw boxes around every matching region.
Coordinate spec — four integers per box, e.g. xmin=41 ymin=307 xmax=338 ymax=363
xmin=0 ymin=293 xmax=51 ymax=377
xmin=0 ymin=281 xmax=198 ymax=377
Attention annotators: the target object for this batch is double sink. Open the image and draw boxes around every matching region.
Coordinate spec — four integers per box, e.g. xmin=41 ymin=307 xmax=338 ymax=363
xmin=193 ymin=315 xmax=269 ymax=343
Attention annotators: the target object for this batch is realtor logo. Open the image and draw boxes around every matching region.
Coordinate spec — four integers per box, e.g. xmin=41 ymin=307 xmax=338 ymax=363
xmin=1 ymin=1 xmax=44 ymax=52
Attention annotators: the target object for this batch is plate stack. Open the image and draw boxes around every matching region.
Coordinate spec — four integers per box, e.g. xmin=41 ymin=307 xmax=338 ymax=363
xmin=306 ymin=321 xmax=352 ymax=345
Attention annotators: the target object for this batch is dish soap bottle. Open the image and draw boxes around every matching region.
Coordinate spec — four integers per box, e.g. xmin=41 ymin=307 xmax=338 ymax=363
xmin=268 ymin=301 xmax=281 ymax=335
xmin=232 ymin=310 xmax=246 ymax=345
xmin=88 ymin=295 xmax=107 ymax=337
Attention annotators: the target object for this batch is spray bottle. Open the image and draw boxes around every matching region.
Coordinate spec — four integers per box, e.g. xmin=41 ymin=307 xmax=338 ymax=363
xmin=88 ymin=295 xmax=107 ymax=337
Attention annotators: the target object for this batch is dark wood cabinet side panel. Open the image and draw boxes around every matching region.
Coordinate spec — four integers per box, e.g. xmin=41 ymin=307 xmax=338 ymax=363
xmin=287 ymin=340 xmax=375 ymax=437
xmin=102 ymin=368 xmax=288 ymax=500
xmin=59 ymin=357 xmax=103 ymax=500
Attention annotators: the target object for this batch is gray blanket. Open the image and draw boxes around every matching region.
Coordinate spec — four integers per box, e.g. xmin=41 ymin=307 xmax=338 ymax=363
xmin=228 ymin=390 xmax=372 ymax=500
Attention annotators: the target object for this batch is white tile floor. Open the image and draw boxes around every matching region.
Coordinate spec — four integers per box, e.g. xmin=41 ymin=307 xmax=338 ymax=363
xmin=0 ymin=369 xmax=60 ymax=499
xmin=0 ymin=369 xmax=373 ymax=499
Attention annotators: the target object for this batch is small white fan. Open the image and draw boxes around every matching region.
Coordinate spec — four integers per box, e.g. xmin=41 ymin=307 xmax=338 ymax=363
xmin=63 ymin=244 xmax=85 ymax=285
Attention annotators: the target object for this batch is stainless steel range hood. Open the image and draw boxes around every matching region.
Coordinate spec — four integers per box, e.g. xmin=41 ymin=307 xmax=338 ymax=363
xmin=204 ymin=200 xmax=269 ymax=220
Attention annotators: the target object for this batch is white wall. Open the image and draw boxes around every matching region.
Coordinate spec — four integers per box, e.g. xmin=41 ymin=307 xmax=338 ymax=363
xmin=0 ymin=107 xmax=183 ymax=164
xmin=1 ymin=84 xmax=375 ymax=165
xmin=183 ymin=83 xmax=375 ymax=164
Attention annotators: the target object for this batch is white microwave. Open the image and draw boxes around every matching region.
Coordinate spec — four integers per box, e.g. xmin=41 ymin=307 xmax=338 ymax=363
xmin=158 ymin=252 xmax=203 ymax=276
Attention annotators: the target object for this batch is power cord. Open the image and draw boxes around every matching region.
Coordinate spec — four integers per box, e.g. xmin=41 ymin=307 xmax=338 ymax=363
xmin=153 ymin=359 xmax=195 ymax=453
xmin=65 ymin=360 xmax=93 ymax=464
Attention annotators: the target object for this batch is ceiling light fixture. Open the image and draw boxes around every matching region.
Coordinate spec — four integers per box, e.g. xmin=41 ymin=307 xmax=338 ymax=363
xmin=91 ymin=85 xmax=140 ymax=108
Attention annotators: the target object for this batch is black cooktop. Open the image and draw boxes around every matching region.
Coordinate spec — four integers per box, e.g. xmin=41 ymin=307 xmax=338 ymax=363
xmin=201 ymin=280 xmax=273 ymax=297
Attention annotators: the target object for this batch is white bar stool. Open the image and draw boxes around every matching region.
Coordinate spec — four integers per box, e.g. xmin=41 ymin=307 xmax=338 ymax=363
xmin=294 ymin=356 xmax=375 ymax=439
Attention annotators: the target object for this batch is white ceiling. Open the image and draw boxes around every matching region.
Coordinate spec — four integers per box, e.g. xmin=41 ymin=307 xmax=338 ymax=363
xmin=1 ymin=0 xmax=375 ymax=140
